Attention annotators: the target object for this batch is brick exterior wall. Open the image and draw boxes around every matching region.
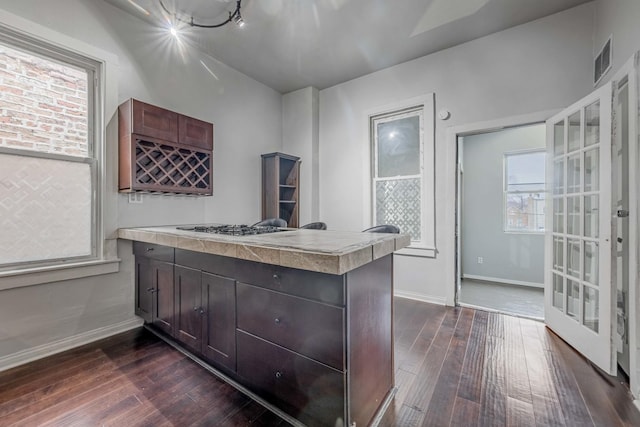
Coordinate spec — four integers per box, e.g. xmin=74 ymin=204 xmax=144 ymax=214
xmin=0 ymin=43 xmax=88 ymax=157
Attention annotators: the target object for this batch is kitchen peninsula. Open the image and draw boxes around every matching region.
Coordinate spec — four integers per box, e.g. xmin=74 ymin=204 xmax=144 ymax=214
xmin=119 ymin=226 xmax=410 ymax=427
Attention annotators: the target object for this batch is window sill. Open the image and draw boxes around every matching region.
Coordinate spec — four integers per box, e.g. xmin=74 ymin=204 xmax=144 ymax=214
xmin=395 ymin=246 xmax=437 ymax=258
xmin=0 ymin=259 xmax=121 ymax=291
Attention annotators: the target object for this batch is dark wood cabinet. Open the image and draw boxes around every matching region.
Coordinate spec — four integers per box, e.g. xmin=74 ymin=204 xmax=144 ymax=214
xmin=173 ymin=266 xmax=237 ymax=372
xmin=134 ymin=244 xmax=393 ymax=427
xmin=134 ymin=243 xmax=175 ymax=336
xmin=119 ymin=99 xmax=213 ymax=195
xmin=261 ymin=152 xmax=300 ymax=228
xmin=202 ymin=272 xmax=236 ymax=371
xmin=174 ymin=265 xmax=203 ymax=353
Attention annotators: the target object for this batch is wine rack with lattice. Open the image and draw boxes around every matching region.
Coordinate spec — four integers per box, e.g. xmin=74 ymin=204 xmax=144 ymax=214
xmin=133 ymin=139 xmax=212 ymax=195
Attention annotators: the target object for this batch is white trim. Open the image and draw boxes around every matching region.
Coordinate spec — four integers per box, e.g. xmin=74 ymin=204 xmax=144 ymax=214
xmin=394 ymin=290 xmax=446 ymax=306
xmin=0 ymin=8 xmax=120 ymax=288
xmin=610 ymin=53 xmax=639 ymax=399
xmin=363 ymin=93 xmax=435 ymax=249
xmin=0 ymin=317 xmax=143 ymax=372
xmin=458 ymin=302 xmax=543 ymax=321
xmin=446 ymin=109 xmax=561 ymax=306
xmin=0 ymin=258 xmax=120 ymax=291
xmin=396 ymin=247 xmax=437 ymax=258
xmin=462 ymin=274 xmax=544 ymax=289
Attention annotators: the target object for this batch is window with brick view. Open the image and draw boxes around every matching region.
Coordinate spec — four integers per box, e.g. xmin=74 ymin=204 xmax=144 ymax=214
xmin=0 ymin=37 xmax=98 ymax=268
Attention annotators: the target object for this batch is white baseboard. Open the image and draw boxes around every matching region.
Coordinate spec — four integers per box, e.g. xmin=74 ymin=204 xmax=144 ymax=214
xmin=394 ymin=290 xmax=447 ymax=306
xmin=462 ymin=274 xmax=544 ymax=289
xmin=0 ymin=317 xmax=143 ymax=372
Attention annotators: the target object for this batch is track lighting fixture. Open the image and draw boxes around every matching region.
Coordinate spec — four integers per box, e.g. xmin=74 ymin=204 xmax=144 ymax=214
xmin=159 ymin=0 xmax=244 ymax=31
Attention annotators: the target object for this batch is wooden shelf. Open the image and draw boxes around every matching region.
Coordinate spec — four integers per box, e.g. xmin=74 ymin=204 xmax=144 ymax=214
xmin=262 ymin=152 xmax=300 ymax=228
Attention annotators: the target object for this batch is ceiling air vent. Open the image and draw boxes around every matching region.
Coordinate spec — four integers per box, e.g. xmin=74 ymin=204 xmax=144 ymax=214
xmin=594 ymin=36 xmax=612 ymax=85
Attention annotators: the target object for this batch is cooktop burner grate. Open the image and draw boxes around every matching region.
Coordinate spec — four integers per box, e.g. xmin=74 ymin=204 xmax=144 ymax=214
xmin=176 ymin=224 xmax=284 ymax=236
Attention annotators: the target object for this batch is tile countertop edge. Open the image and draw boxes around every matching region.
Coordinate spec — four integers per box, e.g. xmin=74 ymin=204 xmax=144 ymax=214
xmin=117 ymin=227 xmax=410 ymax=274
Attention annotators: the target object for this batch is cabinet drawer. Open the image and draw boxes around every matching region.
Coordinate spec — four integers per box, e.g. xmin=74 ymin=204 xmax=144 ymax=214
xmin=237 ymin=331 xmax=345 ymax=427
xmin=175 ymin=249 xmax=345 ymax=306
xmin=131 ymin=99 xmax=178 ymax=142
xmin=133 ymin=242 xmax=174 ymax=263
xmin=237 ymin=283 xmax=344 ymax=370
xmin=179 ymin=115 xmax=213 ymax=150
xmin=236 ymin=262 xmax=345 ymax=306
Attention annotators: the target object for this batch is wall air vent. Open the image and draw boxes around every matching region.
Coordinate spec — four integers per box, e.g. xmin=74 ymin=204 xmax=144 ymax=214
xmin=594 ymin=36 xmax=612 ymax=86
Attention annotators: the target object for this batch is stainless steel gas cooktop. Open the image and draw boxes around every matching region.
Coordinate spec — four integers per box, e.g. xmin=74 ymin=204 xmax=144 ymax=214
xmin=176 ymin=224 xmax=284 ymax=236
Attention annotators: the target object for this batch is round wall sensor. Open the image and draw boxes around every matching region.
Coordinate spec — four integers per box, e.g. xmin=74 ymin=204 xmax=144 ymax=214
xmin=438 ymin=109 xmax=450 ymax=120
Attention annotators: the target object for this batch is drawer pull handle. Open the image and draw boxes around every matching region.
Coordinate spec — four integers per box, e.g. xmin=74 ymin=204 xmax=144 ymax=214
xmin=275 ymin=371 xmax=283 ymax=379
xmin=274 ymin=318 xmax=281 ymax=324
xmin=145 ymin=247 xmax=155 ymax=252
xmin=147 ymin=288 xmax=156 ymax=293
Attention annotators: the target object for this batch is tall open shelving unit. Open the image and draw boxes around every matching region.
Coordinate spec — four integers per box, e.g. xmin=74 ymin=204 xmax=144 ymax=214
xmin=261 ymin=152 xmax=300 ymax=228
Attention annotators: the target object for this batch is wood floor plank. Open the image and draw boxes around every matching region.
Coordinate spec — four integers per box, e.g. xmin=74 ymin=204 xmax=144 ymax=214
xmin=507 ymin=396 xmax=536 ymax=427
xmin=519 ymin=319 xmax=566 ymax=427
xmin=458 ymin=310 xmax=489 ymax=403
xmin=403 ymin=307 xmax=461 ymax=412
xmin=478 ymin=334 xmax=507 ymax=426
xmin=398 ymin=305 xmax=446 ymax=374
xmin=400 ymin=305 xmax=448 ymax=374
xmin=503 ymin=315 xmax=532 ymax=404
xmin=450 ymin=396 xmax=480 ymax=426
xmin=0 ymin=352 xmax=115 ymax=418
xmin=533 ymin=323 xmax=594 ymax=426
xmin=422 ymin=307 xmax=475 ymax=427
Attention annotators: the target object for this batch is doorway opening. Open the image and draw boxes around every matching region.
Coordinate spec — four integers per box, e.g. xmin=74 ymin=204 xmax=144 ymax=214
xmin=456 ymin=123 xmax=546 ymax=319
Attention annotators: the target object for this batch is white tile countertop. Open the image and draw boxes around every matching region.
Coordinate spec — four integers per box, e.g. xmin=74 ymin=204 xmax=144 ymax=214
xmin=118 ymin=225 xmax=411 ymax=275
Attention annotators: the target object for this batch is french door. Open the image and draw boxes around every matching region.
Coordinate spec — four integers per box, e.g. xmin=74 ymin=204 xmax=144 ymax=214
xmin=545 ymin=82 xmax=615 ymax=375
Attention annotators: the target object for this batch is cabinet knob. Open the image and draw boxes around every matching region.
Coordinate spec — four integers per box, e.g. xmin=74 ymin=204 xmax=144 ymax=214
xmin=275 ymin=371 xmax=283 ymax=379
xmin=193 ymin=306 xmax=199 ymax=312
xmin=199 ymin=308 xmax=205 ymax=315
xmin=272 ymin=274 xmax=279 ymax=280
xmin=274 ymin=317 xmax=281 ymax=325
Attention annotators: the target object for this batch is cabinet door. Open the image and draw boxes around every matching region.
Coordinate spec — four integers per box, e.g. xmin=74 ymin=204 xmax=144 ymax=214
xmin=178 ymin=115 xmax=213 ymax=150
xmin=132 ymin=99 xmax=178 ymax=142
xmin=174 ymin=265 xmax=202 ymax=353
xmin=135 ymin=257 xmax=153 ymax=323
xmin=202 ymin=272 xmax=236 ymax=372
xmin=152 ymin=260 xmax=175 ymax=336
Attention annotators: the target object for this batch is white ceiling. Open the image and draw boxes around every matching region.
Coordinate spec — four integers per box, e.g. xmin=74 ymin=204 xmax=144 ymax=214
xmin=104 ymin=0 xmax=592 ymax=93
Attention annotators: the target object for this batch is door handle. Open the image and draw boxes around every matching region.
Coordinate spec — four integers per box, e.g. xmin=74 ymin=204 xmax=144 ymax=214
xmin=617 ymin=209 xmax=630 ymax=218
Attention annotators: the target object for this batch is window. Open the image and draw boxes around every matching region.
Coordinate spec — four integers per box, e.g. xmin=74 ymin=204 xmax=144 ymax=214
xmin=504 ymin=150 xmax=546 ymax=233
xmin=370 ymin=94 xmax=435 ymax=254
xmin=0 ymin=26 xmax=102 ymax=271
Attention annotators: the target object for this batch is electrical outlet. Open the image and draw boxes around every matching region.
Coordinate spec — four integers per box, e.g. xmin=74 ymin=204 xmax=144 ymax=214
xmin=128 ymin=193 xmax=143 ymax=204
xmin=477 ymin=257 xmax=483 ymax=264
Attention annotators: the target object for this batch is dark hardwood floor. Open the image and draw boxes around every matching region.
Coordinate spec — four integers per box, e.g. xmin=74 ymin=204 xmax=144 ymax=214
xmin=1 ymin=298 xmax=639 ymax=426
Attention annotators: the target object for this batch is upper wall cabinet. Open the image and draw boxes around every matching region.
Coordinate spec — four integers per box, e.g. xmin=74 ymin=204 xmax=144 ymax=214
xmin=118 ymin=99 xmax=213 ymax=195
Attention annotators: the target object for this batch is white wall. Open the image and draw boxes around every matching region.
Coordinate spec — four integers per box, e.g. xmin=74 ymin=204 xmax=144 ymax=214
xmin=319 ymin=4 xmax=595 ymax=303
xmin=0 ymin=0 xmax=282 ymax=368
xmin=461 ymin=125 xmax=546 ymax=286
xmin=282 ymin=87 xmax=320 ymax=225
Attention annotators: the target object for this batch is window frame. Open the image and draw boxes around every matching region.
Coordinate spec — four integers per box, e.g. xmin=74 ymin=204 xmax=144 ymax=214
xmin=367 ymin=93 xmax=435 ymax=257
xmin=0 ymin=10 xmax=119 ymax=290
xmin=503 ymin=148 xmax=546 ymax=234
